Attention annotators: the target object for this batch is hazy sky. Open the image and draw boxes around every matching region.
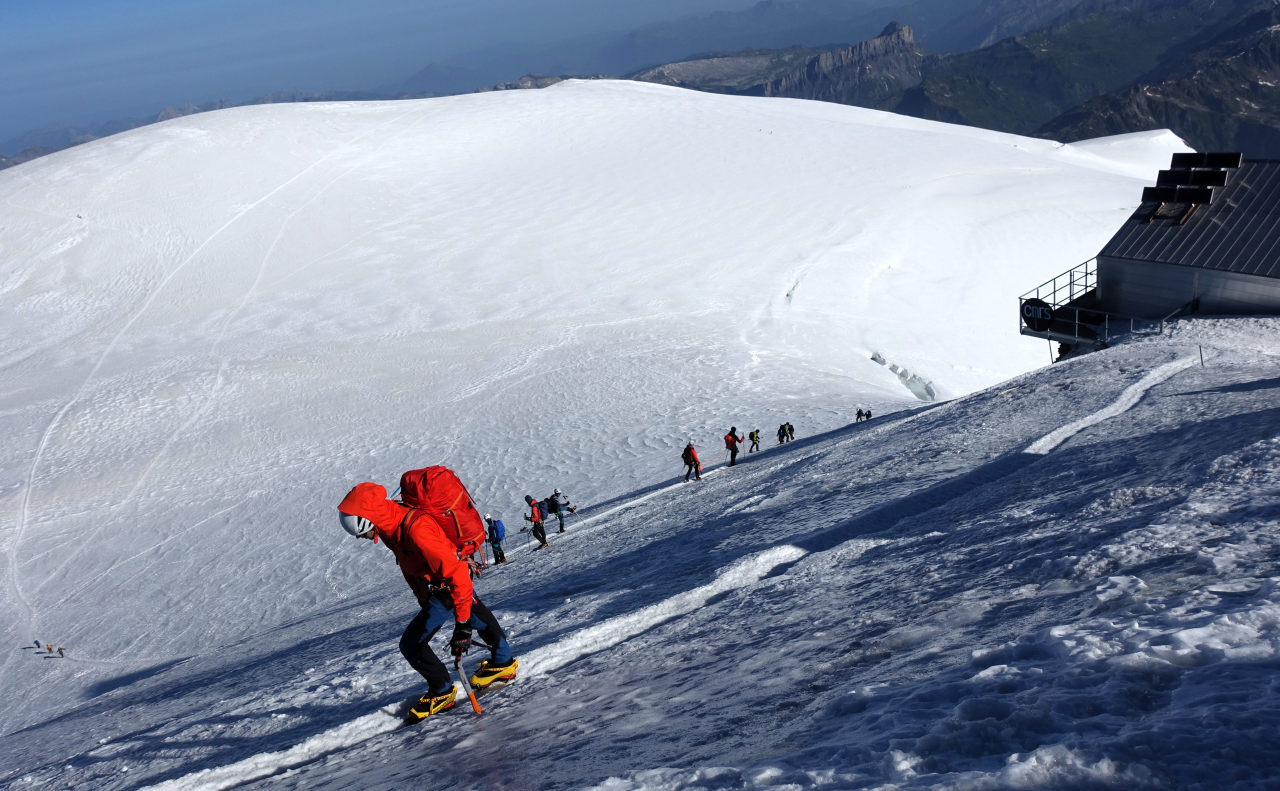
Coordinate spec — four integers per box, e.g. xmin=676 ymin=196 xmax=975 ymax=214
xmin=0 ymin=0 xmax=752 ymax=144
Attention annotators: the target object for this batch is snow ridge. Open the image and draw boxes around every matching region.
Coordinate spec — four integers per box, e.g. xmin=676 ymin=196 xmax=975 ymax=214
xmin=1025 ymin=355 xmax=1197 ymax=454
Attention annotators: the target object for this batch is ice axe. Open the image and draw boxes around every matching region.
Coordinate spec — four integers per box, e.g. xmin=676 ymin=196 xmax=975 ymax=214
xmin=454 ymin=657 xmax=483 ymax=715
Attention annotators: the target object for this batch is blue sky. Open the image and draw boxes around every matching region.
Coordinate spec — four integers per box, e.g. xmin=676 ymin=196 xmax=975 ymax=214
xmin=0 ymin=0 xmax=750 ymax=145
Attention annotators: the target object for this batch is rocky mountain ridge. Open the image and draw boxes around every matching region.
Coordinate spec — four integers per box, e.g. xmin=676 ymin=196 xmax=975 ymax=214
xmin=1037 ymin=3 xmax=1280 ymax=151
xmin=631 ymin=0 xmax=1280 ymax=155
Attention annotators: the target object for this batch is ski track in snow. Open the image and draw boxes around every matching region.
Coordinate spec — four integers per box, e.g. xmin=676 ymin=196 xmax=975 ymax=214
xmin=50 ymin=107 xmax=429 ymax=584
xmin=51 ymin=499 xmax=248 ymax=612
xmin=1024 ymin=356 xmax=1197 ymax=455
xmin=139 ymin=545 xmax=805 ymax=791
xmin=5 ymin=104 xmax=423 ymax=652
xmin=8 ymin=151 xmax=335 ymax=627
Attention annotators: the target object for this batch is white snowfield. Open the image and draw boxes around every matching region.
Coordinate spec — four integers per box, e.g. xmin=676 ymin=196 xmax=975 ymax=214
xmin=3 ymin=81 xmax=1277 ymax=789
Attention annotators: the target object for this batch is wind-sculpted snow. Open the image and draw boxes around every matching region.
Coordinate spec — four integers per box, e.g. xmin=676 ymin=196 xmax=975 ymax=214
xmin=2 ymin=82 xmax=1276 ymax=789
xmin=2 ymin=319 xmax=1278 ymax=790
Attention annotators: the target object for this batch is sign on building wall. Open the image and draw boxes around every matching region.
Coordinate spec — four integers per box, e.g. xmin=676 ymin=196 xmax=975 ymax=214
xmin=1021 ymin=298 xmax=1054 ymax=332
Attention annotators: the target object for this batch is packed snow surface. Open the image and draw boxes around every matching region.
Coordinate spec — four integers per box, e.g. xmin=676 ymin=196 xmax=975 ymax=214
xmin=4 ymin=81 xmax=1277 ymax=789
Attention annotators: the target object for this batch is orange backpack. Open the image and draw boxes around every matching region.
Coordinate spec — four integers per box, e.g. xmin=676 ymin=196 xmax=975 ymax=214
xmin=398 ymin=466 xmax=487 ymax=556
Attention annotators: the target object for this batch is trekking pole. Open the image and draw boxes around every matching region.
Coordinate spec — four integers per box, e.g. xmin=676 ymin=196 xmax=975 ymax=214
xmin=454 ymin=657 xmax=483 ymax=715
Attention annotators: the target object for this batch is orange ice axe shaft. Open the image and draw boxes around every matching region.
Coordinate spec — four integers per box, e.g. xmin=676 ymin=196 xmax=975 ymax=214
xmin=455 ymin=659 xmax=483 ymax=715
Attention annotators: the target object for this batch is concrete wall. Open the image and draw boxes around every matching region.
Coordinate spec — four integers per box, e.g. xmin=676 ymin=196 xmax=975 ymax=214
xmin=1098 ymin=257 xmax=1280 ymax=318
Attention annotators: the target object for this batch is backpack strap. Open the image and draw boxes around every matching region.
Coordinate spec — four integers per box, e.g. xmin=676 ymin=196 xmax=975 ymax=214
xmin=397 ymin=508 xmax=444 ymax=566
xmin=399 ymin=507 xmax=432 ymax=534
xmin=441 ymin=487 xmax=473 ymax=545
xmin=402 ymin=506 xmax=480 ymax=558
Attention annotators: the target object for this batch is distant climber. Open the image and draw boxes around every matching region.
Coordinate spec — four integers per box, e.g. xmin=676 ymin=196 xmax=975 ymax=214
xmin=546 ymin=488 xmax=576 ymax=532
xmin=724 ymin=427 xmax=745 ymax=466
xmin=786 ymin=422 xmax=795 ymax=442
xmin=682 ymin=441 xmax=702 ymax=481
xmin=748 ymin=429 xmax=760 ymax=453
xmin=485 ymin=514 xmax=507 ymax=564
xmin=777 ymin=424 xmax=787 ymax=445
xmin=524 ymin=495 xmax=549 ymax=549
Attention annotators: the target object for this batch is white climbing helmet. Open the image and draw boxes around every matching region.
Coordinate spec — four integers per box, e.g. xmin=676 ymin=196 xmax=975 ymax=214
xmin=338 ymin=511 xmax=374 ymax=537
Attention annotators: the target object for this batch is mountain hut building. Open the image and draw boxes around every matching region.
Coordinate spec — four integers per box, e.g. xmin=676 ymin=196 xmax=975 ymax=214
xmin=1019 ymin=152 xmax=1280 ymax=352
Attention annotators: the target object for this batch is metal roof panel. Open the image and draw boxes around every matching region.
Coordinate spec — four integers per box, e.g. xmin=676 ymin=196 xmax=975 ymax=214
xmin=1098 ymin=159 xmax=1280 ymax=279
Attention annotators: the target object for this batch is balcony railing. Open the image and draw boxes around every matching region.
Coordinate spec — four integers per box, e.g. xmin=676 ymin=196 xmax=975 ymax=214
xmin=1019 ymin=259 xmax=1181 ymax=348
xmin=1021 ymin=259 xmax=1098 ymax=308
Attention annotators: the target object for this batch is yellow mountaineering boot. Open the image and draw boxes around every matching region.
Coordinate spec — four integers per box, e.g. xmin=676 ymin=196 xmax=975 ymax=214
xmin=405 ymin=686 xmax=457 ymax=723
xmin=469 ymin=657 xmax=519 ymax=689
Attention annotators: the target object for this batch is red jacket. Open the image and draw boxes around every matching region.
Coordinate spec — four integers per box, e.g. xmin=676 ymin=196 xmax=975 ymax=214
xmin=683 ymin=445 xmax=700 ymax=467
xmin=338 ymin=482 xmax=474 ymax=621
xmin=724 ymin=432 xmax=743 ymax=450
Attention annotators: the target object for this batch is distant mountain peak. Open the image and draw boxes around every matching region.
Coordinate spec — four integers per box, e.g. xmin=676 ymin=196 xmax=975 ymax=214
xmin=880 ymin=20 xmax=914 ymax=40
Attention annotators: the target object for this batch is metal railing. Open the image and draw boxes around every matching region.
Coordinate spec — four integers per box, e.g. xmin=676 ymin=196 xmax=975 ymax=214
xmin=1018 ymin=259 xmax=1186 ymax=349
xmin=1020 ymin=258 xmax=1097 ymax=307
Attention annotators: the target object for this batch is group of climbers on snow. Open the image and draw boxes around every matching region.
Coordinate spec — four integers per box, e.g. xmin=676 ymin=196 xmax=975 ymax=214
xmin=30 ymin=640 xmax=64 ymax=657
xmin=683 ymin=419 xmax=800 ymax=482
xmin=334 ymin=407 xmax=878 ymax=722
xmin=518 ymin=489 xmax=576 ymax=550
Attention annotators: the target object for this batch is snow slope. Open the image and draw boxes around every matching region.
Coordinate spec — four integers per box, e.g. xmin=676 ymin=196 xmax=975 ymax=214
xmin=4 ymin=318 xmax=1279 ymax=790
xmin=7 ymin=80 xmax=1271 ymax=789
